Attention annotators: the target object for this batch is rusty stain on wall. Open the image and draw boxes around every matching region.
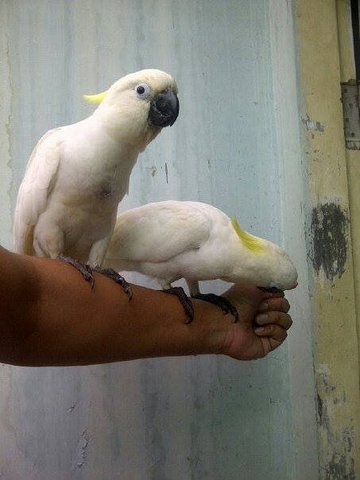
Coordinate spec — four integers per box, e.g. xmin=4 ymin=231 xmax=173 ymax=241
xmin=309 ymin=203 xmax=349 ymax=283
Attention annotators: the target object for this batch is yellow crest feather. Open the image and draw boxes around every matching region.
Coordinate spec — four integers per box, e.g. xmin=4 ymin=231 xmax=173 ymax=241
xmin=231 ymin=218 xmax=264 ymax=254
xmin=83 ymin=90 xmax=108 ymax=105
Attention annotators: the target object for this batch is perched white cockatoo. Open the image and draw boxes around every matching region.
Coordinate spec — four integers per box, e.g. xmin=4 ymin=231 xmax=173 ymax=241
xmin=14 ymin=69 xmax=179 ymax=274
xmin=104 ymin=200 xmax=298 ymax=322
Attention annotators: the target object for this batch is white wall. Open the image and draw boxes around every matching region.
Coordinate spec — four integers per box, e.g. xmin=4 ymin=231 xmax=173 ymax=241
xmin=0 ymin=1 xmax=317 ymax=478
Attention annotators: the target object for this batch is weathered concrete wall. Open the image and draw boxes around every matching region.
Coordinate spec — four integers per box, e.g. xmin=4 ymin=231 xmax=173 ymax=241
xmin=0 ymin=1 xmax=317 ymax=479
xmin=295 ymin=0 xmax=360 ymax=478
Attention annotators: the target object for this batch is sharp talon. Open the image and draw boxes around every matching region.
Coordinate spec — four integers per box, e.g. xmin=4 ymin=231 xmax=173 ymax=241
xmin=162 ymin=287 xmax=194 ymax=324
xmin=95 ymin=267 xmax=133 ymax=300
xmin=57 ymin=255 xmax=95 ymax=288
xmin=192 ymin=293 xmax=239 ymax=323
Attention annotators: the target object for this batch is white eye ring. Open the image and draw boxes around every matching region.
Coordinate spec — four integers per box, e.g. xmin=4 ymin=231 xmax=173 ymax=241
xmin=135 ymin=83 xmax=151 ymax=99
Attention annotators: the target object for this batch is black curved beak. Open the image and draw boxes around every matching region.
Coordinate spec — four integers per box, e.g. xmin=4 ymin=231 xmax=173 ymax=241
xmin=149 ymin=89 xmax=179 ymax=128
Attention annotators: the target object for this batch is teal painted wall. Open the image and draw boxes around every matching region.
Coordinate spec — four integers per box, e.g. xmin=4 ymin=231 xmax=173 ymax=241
xmin=0 ymin=1 xmax=317 ymax=479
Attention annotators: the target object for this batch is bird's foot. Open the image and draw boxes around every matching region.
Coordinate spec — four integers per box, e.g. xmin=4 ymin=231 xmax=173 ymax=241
xmin=192 ymin=293 xmax=239 ymax=323
xmin=258 ymin=286 xmax=283 ymax=294
xmin=162 ymin=287 xmax=194 ymax=324
xmin=94 ymin=267 xmax=133 ymax=300
xmin=57 ymin=255 xmax=95 ymax=289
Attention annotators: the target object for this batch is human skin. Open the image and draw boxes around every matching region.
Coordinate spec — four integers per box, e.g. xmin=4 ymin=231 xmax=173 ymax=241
xmin=0 ymin=246 xmax=292 ymax=367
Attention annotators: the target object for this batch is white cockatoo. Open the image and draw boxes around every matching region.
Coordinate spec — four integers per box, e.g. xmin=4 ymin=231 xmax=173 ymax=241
xmin=14 ymin=70 xmax=179 ymax=276
xmin=104 ymin=200 xmax=298 ymax=322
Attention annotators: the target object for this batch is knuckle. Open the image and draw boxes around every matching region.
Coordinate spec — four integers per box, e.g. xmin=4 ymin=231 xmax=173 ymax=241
xmin=286 ymin=315 xmax=293 ymax=329
xmin=270 ymin=325 xmax=287 ymax=341
xmin=283 ymin=299 xmax=290 ymax=313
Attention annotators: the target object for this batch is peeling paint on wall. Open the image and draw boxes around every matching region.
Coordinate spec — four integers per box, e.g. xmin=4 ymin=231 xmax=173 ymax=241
xmin=302 ymin=114 xmax=325 ymax=134
xmin=72 ymin=429 xmax=91 ymax=470
xmin=309 ymin=202 xmax=349 ymax=283
xmin=148 ymin=166 xmax=157 ymax=177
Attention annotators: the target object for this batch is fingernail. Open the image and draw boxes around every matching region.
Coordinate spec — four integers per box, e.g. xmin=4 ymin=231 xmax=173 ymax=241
xmin=254 ymin=327 xmax=265 ymax=334
xmin=258 ymin=302 xmax=269 ymax=312
xmin=256 ymin=314 xmax=268 ymax=324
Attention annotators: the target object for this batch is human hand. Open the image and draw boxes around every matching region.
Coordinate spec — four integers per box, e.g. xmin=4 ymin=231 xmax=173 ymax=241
xmin=219 ymin=283 xmax=293 ymax=361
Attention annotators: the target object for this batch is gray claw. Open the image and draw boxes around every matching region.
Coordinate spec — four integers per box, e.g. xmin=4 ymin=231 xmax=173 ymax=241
xmin=94 ymin=267 xmax=133 ymax=300
xmin=192 ymin=293 xmax=239 ymax=323
xmin=162 ymin=287 xmax=194 ymax=324
xmin=57 ymin=255 xmax=95 ymax=289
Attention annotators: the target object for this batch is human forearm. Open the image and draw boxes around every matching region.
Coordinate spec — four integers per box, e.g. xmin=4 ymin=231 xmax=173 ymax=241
xmin=0 ymin=249 xmax=225 ymax=366
xmin=21 ymin=274 xmax=225 ymax=367
xmin=0 ymin=247 xmax=292 ymax=366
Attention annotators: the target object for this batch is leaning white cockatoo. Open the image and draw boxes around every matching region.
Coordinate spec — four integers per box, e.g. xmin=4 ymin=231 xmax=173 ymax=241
xmin=14 ymin=70 xmax=179 ymax=281
xmin=104 ymin=200 xmax=298 ymax=322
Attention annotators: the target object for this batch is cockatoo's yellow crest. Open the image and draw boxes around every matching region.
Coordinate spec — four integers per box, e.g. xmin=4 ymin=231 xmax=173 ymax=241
xmin=83 ymin=90 xmax=108 ymax=104
xmin=231 ymin=218 xmax=264 ymax=254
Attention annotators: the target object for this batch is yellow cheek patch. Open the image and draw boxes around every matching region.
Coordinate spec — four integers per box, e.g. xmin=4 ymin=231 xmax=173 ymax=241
xmin=83 ymin=90 xmax=108 ymax=104
xmin=231 ymin=218 xmax=264 ymax=254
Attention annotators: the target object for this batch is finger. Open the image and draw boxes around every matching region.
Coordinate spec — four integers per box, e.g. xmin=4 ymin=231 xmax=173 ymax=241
xmin=254 ymin=324 xmax=288 ymax=343
xmin=258 ymin=297 xmax=290 ymax=313
xmin=259 ymin=333 xmax=287 ymax=356
xmin=255 ymin=311 xmax=292 ymax=330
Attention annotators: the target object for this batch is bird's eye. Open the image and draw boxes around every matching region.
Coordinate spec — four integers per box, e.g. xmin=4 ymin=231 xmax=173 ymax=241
xmin=135 ymin=83 xmax=151 ymax=99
